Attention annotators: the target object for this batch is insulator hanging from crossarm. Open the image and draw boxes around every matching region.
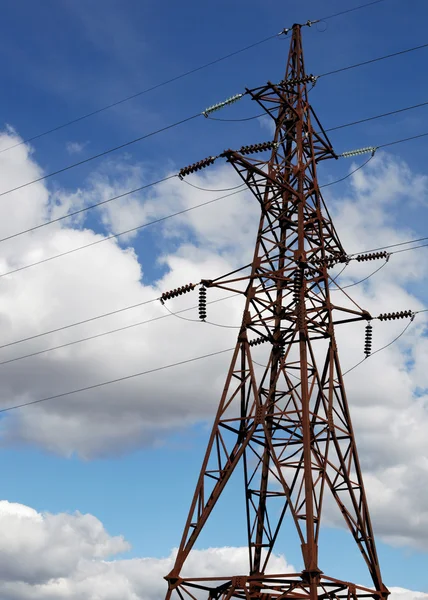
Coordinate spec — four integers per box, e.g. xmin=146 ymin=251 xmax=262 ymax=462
xmin=249 ymin=336 xmax=269 ymax=347
xmin=364 ymin=322 xmax=373 ymax=357
xmin=340 ymin=146 xmax=377 ymax=158
xmin=280 ymin=74 xmax=318 ymax=87
xmin=293 ymin=267 xmax=304 ymax=303
xmin=237 ymin=141 xmax=277 ymax=155
xmin=199 ymin=286 xmax=207 ymax=322
xmin=311 ymin=254 xmax=348 ymax=268
xmin=178 ymin=156 xmax=217 ymax=180
xmin=160 ymin=283 xmax=196 ymax=303
xmin=202 ymin=93 xmax=244 ymax=117
xmin=354 ymin=251 xmax=390 ymax=262
xmin=377 ymin=310 xmax=413 ymax=321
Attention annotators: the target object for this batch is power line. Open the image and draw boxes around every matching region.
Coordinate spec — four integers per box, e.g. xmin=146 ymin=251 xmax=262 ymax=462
xmin=1 ymin=306 xmax=419 ymax=415
xmin=0 ymin=127 xmax=424 ymax=281
xmin=378 ymin=131 xmax=428 ymax=149
xmin=320 ymin=154 xmax=375 ymax=188
xmin=341 ymin=316 xmax=416 ymax=376
xmin=0 ymin=297 xmax=161 ymax=351
xmin=2 ymin=41 xmax=428 ymax=201
xmin=209 ymin=98 xmax=428 ymax=129
xmin=325 ymin=100 xmax=428 ymax=133
xmin=0 ymin=187 xmax=246 ymax=279
xmin=352 ymin=236 xmax=428 ymax=255
xmin=0 ymin=347 xmax=234 ymax=414
xmin=320 ymin=0 xmax=389 ymax=20
xmin=0 ymin=109 xmax=426 ymax=251
xmin=0 ymin=0 xmax=387 ymax=157
xmin=0 ymin=175 xmax=178 ymax=244
xmin=0 ymin=116 xmax=197 ymax=200
xmin=391 ymin=242 xmax=428 ymax=254
xmin=320 ymin=41 xmax=428 ymax=78
xmin=0 ymin=156 xmax=374 ymax=279
xmin=0 ymin=294 xmax=239 ymax=367
xmin=1 ymin=236 xmax=426 ymax=355
xmin=0 ymin=36 xmax=279 ymax=156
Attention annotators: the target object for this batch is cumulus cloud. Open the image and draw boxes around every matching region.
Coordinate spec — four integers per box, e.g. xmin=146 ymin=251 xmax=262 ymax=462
xmin=0 ymin=500 xmax=423 ymax=600
xmin=0 ymin=129 xmax=426 ymax=551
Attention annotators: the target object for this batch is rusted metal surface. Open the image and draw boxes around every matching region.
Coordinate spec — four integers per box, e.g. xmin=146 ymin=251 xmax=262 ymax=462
xmin=164 ymin=23 xmax=389 ymax=600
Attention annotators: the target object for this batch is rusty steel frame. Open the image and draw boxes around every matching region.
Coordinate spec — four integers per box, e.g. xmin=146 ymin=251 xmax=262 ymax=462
xmin=164 ymin=24 xmax=389 ymax=600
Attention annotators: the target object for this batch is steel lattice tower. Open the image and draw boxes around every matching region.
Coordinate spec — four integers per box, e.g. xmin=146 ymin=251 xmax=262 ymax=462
xmin=164 ymin=23 xmax=389 ymax=600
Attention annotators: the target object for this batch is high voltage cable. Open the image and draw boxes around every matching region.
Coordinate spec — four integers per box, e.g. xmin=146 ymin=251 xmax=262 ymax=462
xmin=0 ymin=188 xmax=247 ymax=279
xmin=1 ymin=240 xmax=426 ymax=356
xmin=0 ymin=117 xmax=197 ymax=200
xmin=0 ymin=175 xmax=177 ymax=244
xmin=319 ymin=0 xmax=388 ymax=20
xmin=1 ymin=302 xmax=423 ymax=416
xmin=353 ymin=235 xmax=428 ymax=255
xmin=319 ymin=41 xmax=428 ymax=78
xmin=0 ymin=38 xmax=278 ymax=156
xmin=1 ymin=41 xmax=427 ymax=201
xmin=325 ymin=100 xmax=428 ymax=133
xmin=0 ymin=155 xmax=380 ymax=279
xmin=0 ymin=293 xmax=239 ymax=367
xmin=0 ymin=114 xmax=426 ymax=250
xmin=209 ymin=99 xmax=428 ymax=127
xmin=0 ymin=0 xmax=388 ymax=157
xmin=0 ymin=131 xmax=424 ymax=281
xmin=0 ymin=297 xmax=161 ymax=351
xmin=378 ymin=131 xmax=428 ymax=149
xmin=0 ymin=348 xmax=235 ymax=415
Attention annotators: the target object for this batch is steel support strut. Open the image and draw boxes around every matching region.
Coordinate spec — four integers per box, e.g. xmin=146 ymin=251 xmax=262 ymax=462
xmin=164 ymin=23 xmax=388 ymax=600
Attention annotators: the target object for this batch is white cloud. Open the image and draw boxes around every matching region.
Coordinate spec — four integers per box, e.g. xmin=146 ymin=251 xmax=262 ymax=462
xmin=66 ymin=141 xmax=88 ymax=155
xmin=0 ymin=500 xmax=423 ymax=600
xmin=0 ymin=130 xmax=426 ymax=551
xmin=0 ymin=500 xmax=292 ymax=599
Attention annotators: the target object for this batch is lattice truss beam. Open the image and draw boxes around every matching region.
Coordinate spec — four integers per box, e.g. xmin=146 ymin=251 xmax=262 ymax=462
xmin=164 ymin=23 xmax=388 ymax=600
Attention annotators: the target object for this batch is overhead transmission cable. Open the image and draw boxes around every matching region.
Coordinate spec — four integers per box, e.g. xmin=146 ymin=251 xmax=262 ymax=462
xmin=319 ymin=0 xmax=389 ymax=20
xmin=319 ymin=41 xmax=428 ymax=78
xmin=0 ymin=237 xmax=427 ymax=359
xmin=0 ymin=293 xmax=240 ymax=367
xmin=1 ymin=39 xmax=428 ymax=200
xmin=210 ymin=99 xmax=428 ymax=133
xmin=0 ymin=127 xmax=425 ymax=280
xmin=0 ymin=187 xmax=247 ymax=278
xmin=1 ymin=303 xmax=424 ymax=416
xmin=0 ymin=117 xmax=198 ymax=200
xmin=0 ymin=0 xmax=388 ymax=156
xmin=0 ymin=105 xmax=426 ymax=246
xmin=0 ymin=347 xmax=236 ymax=415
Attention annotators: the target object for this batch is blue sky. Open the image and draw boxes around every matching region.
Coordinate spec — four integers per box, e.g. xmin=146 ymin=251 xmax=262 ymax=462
xmin=0 ymin=0 xmax=427 ymax=598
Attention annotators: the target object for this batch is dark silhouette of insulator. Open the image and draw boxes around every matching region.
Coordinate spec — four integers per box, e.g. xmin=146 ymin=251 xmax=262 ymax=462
xmin=364 ymin=323 xmax=373 ymax=357
xmin=178 ymin=156 xmax=216 ymax=180
xmin=249 ymin=336 xmax=268 ymax=347
xmin=199 ymin=286 xmax=207 ymax=321
xmin=354 ymin=251 xmax=389 ymax=262
xmin=280 ymin=344 xmax=285 ymax=359
xmin=161 ymin=283 xmax=195 ymax=302
xmin=239 ymin=141 xmax=275 ymax=155
xmin=311 ymin=254 xmax=347 ymax=268
xmin=294 ymin=267 xmax=303 ymax=303
xmin=377 ymin=310 xmax=413 ymax=321
xmin=281 ymin=74 xmax=317 ymax=87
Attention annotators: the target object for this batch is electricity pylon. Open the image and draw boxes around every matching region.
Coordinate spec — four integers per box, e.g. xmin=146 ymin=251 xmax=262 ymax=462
xmin=164 ymin=23 xmax=389 ymax=600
